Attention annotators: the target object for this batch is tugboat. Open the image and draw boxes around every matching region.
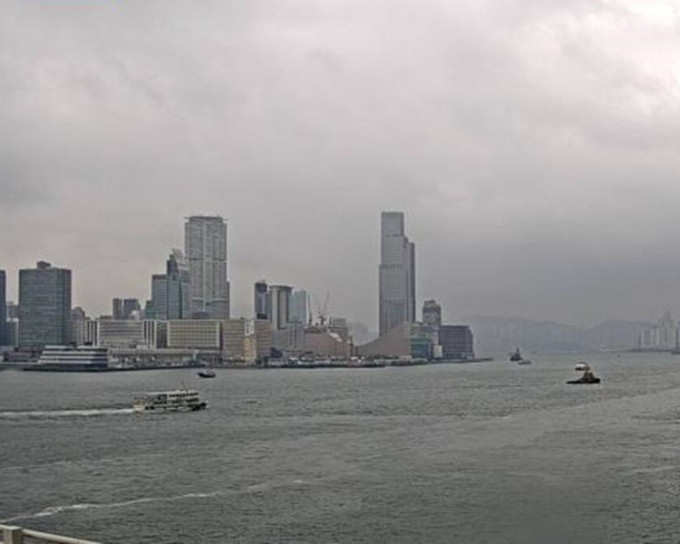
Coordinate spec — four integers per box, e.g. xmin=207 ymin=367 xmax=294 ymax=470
xmin=510 ymin=348 xmax=531 ymax=365
xmin=509 ymin=348 xmax=523 ymax=362
xmin=567 ymin=363 xmax=601 ymax=384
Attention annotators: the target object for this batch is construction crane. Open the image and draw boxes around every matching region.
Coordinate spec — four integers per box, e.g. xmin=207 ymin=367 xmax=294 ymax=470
xmin=313 ymin=293 xmax=330 ymax=327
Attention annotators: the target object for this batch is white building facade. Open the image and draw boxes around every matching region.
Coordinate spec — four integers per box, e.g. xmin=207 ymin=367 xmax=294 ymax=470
xmin=185 ymin=215 xmax=229 ymax=319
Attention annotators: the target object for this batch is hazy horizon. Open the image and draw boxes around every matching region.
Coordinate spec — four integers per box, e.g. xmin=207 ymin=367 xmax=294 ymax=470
xmin=2 ymin=1 xmax=680 ymax=329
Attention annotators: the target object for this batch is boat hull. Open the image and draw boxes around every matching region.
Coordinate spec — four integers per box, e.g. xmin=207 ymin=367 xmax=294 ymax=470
xmin=133 ymin=401 xmax=207 ymax=413
xmin=566 ymin=378 xmax=601 ymax=384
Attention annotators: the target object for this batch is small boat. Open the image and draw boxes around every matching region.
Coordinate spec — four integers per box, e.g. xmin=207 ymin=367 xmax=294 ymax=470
xmin=133 ymin=390 xmax=207 ymax=412
xmin=197 ymin=369 xmax=216 ymax=378
xmin=517 ymin=359 xmax=532 ymax=365
xmin=509 ymin=348 xmax=523 ymax=362
xmin=567 ymin=364 xmax=601 ymax=385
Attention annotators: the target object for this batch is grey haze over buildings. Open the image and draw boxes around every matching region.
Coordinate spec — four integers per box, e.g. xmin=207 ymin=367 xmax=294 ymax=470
xmin=1 ymin=1 xmax=680 ymax=329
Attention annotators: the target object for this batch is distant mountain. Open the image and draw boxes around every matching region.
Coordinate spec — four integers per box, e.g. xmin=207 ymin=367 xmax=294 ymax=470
xmin=587 ymin=319 xmax=653 ymax=351
xmin=461 ymin=315 xmax=652 ymax=354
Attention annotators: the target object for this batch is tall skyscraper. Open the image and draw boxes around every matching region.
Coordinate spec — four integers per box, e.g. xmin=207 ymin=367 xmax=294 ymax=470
xmin=290 ymin=289 xmax=308 ymax=325
xmin=112 ymin=298 xmax=124 ymax=320
xmin=114 ymin=298 xmax=141 ymax=320
xmin=268 ymin=285 xmax=292 ymax=331
xmin=19 ymin=261 xmax=72 ymax=349
xmin=379 ymin=212 xmax=416 ymax=336
xmin=254 ymin=281 xmax=269 ymax=320
xmin=185 ymin=215 xmax=229 ymax=319
xmin=151 ymin=250 xmax=191 ymax=320
xmin=123 ymin=298 xmax=141 ymax=319
xmin=0 ymin=270 xmax=6 ymax=346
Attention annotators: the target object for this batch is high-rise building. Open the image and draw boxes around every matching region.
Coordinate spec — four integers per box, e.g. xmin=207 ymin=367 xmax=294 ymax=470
xmin=290 ymin=289 xmax=308 ymax=325
xmin=112 ymin=298 xmax=124 ymax=320
xmin=113 ymin=298 xmax=140 ymax=320
xmin=379 ymin=212 xmax=416 ymax=336
xmin=123 ymin=298 xmax=141 ymax=319
xmin=18 ymin=261 xmax=72 ymax=349
xmin=185 ymin=215 xmax=229 ymax=319
xmin=151 ymin=250 xmax=191 ymax=320
xmin=6 ymin=301 xmax=19 ymax=348
xmin=71 ymin=307 xmax=95 ymax=346
xmin=269 ymin=285 xmax=292 ymax=331
xmin=422 ymin=300 xmax=442 ymax=327
xmin=0 ymin=270 xmax=6 ymax=346
xmin=254 ymin=281 xmax=269 ymax=320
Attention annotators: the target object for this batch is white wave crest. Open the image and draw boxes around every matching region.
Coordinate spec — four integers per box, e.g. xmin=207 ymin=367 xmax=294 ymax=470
xmin=2 ymin=490 xmax=225 ymax=523
xmin=0 ymin=408 xmax=134 ymax=419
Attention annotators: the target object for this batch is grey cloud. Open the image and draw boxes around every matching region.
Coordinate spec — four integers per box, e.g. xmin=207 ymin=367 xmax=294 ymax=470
xmin=1 ymin=0 xmax=679 ymax=328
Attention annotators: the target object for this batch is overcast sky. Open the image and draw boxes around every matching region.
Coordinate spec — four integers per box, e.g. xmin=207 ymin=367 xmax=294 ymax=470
xmin=2 ymin=0 xmax=680 ymax=328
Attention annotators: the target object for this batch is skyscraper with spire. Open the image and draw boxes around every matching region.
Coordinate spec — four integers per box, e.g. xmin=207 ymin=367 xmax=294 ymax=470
xmin=379 ymin=211 xmax=415 ymax=336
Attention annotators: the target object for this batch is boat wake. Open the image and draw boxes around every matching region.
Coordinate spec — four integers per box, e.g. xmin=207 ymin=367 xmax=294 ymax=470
xmin=0 ymin=408 xmax=135 ymax=420
xmin=2 ymin=480 xmax=313 ymax=523
xmin=2 ymin=491 xmax=226 ymax=523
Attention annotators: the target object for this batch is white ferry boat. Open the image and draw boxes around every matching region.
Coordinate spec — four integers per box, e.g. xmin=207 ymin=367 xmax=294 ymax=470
xmin=30 ymin=346 xmax=109 ymax=371
xmin=133 ymin=390 xmax=207 ymax=412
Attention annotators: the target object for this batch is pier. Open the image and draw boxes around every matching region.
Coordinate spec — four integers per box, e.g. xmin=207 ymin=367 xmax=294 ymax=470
xmin=0 ymin=524 xmax=100 ymax=544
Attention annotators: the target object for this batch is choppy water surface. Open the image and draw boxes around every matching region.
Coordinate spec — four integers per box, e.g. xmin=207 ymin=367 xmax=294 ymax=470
xmin=2 ymin=353 xmax=680 ymax=543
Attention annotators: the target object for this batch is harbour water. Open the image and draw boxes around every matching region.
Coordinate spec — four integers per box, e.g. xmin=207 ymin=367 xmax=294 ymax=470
xmin=2 ymin=352 xmax=680 ymax=543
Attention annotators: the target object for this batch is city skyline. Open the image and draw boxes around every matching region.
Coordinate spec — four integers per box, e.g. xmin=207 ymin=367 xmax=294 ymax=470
xmin=2 ymin=1 xmax=680 ymax=328
xmin=4 ymin=203 xmax=680 ymax=332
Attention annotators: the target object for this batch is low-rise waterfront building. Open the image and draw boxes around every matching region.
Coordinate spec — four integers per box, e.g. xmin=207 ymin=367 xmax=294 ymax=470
xmin=98 ymin=320 xmax=146 ymax=348
xmin=223 ymin=318 xmax=247 ymax=361
xmin=438 ymin=325 xmax=474 ymax=360
xmin=143 ymin=320 xmax=167 ymax=349
xmin=304 ymin=327 xmax=350 ymax=358
xmin=357 ymin=322 xmax=411 ymax=358
xmin=252 ymin=318 xmax=272 ymax=363
xmin=167 ymin=319 xmax=222 ymax=349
